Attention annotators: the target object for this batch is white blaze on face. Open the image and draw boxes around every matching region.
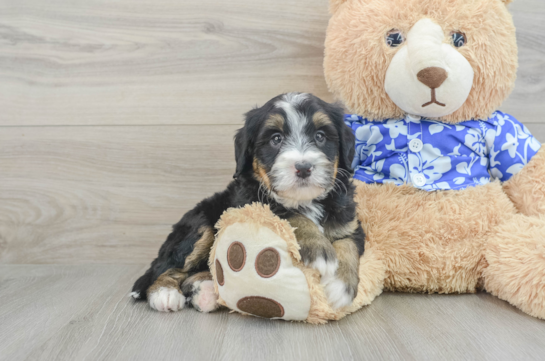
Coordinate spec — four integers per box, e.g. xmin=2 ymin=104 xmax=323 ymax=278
xmin=384 ymin=18 xmax=474 ymax=118
xmin=270 ymin=93 xmax=332 ymax=206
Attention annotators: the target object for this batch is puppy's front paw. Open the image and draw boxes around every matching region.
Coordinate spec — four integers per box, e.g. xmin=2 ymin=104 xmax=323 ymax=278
xmin=148 ymin=287 xmax=186 ymax=312
xmin=190 ymin=280 xmax=220 ymax=313
xmin=322 ymin=277 xmax=356 ymax=309
xmin=300 ymin=245 xmax=338 ymax=279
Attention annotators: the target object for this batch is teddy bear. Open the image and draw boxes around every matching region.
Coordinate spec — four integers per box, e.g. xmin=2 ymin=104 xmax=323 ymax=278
xmin=209 ymin=0 xmax=545 ymax=323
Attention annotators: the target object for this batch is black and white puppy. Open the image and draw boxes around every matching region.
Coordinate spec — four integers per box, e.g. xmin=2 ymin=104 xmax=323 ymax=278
xmin=131 ymin=93 xmax=365 ymax=312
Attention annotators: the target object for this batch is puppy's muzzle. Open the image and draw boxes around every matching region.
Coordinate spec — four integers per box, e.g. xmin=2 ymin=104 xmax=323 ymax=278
xmin=295 ymin=162 xmax=313 ymax=179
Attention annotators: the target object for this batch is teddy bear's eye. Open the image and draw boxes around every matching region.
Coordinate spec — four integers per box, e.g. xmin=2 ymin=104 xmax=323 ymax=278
xmin=386 ymin=30 xmax=404 ymax=48
xmin=451 ymin=31 xmax=467 ymax=48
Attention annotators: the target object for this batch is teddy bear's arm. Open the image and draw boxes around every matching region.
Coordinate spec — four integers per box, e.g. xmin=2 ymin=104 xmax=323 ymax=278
xmin=502 ymin=147 xmax=545 ymax=216
xmin=485 ymin=113 xmax=543 ymax=216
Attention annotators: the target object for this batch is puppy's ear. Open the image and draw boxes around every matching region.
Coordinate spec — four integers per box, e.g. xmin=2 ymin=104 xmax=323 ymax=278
xmin=233 ymin=127 xmax=249 ymax=179
xmin=327 ymin=102 xmax=355 ymax=173
xmin=234 ymin=108 xmax=261 ymax=179
xmin=339 ymin=121 xmax=355 ymax=173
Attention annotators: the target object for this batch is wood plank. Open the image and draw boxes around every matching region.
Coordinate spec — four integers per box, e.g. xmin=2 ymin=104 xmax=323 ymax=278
xmin=0 ymin=125 xmax=237 ymax=264
xmin=0 ymin=0 xmax=332 ymax=126
xmin=0 ymin=0 xmax=543 ymax=126
xmin=526 ymin=123 xmax=545 ymax=141
xmin=1 ymin=124 xmax=544 ymax=265
xmin=1 ymin=264 xmax=544 ymax=361
xmin=502 ymin=0 xmax=545 ymax=124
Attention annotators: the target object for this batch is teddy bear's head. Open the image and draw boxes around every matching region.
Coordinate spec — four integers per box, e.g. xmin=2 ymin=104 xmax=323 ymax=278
xmin=324 ymin=0 xmax=518 ymax=124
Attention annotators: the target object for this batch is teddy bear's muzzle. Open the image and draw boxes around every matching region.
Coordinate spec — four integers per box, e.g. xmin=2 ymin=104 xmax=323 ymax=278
xmin=384 ymin=18 xmax=474 ymax=118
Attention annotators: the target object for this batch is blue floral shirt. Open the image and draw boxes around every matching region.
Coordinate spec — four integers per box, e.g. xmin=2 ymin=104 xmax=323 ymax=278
xmin=345 ymin=111 xmax=542 ymax=191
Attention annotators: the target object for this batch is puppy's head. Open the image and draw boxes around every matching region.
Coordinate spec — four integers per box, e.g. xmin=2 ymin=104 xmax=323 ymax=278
xmin=234 ymin=93 xmax=355 ymax=206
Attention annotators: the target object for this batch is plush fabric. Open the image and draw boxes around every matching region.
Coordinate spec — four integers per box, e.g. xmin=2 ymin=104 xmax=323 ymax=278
xmin=503 ymin=147 xmax=545 ymax=217
xmin=324 ymin=0 xmax=518 ymax=124
xmin=214 ymin=222 xmax=311 ymax=321
xmin=345 ymin=111 xmax=542 ymax=191
xmin=210 ymin=204 xmax=385 ymax=324
xmin=354 ymin=180 xmax=515 ymax=294
xmin=210 ymin=0 xmax=545 ymax=322
xmin=484 ymin=214 xmax=545 ymax=319
xmin=321 ymin=0 xmax=545 ymax=320
xmin=384 ymin=18 xmax=475 ymax=118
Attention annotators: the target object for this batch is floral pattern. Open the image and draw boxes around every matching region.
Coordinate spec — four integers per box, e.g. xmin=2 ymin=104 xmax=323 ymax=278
xmin=345 ymin=111 xmax=542 ymax=191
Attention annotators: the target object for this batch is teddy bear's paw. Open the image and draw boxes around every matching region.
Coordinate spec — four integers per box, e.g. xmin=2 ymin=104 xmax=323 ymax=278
xmin=214 ymin=222 xmax=312 ymax=321
xmin=321 ymin=276 xmax=356 ymax=309
xmin=190 ymin=280 xmax=220 ymax=313
xmin=148 ymin=287 xmax=186 ymax=312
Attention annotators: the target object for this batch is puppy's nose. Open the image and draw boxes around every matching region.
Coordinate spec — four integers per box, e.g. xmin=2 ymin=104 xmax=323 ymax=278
xmin=295 ymin=162 xmax=312 ymax=179
xmin=417 ymin=67 xmax=448 ymax=89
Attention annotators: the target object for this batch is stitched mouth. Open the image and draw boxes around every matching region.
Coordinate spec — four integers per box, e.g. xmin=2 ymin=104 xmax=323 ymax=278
xmin=422 ymin=88 xmax=446 ymax=108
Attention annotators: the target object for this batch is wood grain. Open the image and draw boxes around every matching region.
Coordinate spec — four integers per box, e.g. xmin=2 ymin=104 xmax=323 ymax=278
xmin=0 ymin=0 xmax=544 ymax=358
xmin=0 ymin=0 xmax=543 ymax=126
xmin=1 ymin=264 xmax=544 ymax=361
xmin=502 ymin=0 xmax=545 ymax=124
xmin=0 ymin=0 xmax=333 ymax=126
xmin=1 ymin=124 xmax=544 ymax=265
xmin=0 ymin=125 xmax=237 ymax=264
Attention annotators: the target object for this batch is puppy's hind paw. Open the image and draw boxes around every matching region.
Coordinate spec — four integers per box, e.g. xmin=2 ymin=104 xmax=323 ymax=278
xmin=148 ymin=287 xmax=186 ymax=312
xmin=190 ymin=280 xmax=220 ymax=313
xmin=322 ymin=277 xmax=355 ymax=309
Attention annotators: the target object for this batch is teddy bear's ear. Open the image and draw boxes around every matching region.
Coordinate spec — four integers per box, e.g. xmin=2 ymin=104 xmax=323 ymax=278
xmin=329 ymin=0 xmax=348 ymax=14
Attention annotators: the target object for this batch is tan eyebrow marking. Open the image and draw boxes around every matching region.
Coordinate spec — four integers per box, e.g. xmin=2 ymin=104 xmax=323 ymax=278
xmin=265 ymin=113 xmax=285 ymax=129
xmin=312 ymin=111 xmax=332 ymax=128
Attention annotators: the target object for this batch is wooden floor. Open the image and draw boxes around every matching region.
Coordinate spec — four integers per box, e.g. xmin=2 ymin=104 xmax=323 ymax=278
xmin=1 ymin=265 xmax=545 ymax=361
xmin=1 ymin=0 xmax=545 ymax=360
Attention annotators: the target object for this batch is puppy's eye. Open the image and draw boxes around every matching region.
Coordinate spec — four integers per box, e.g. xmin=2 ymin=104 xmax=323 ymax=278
xmin=451 ymin=31 xmax=467 ymax=48
xmin=386 ymin=30 xmax=404 ymax=47
xmin=270 ymin=133 xmax=283 ymax=147
xmin=315 ymin=131 xmax=326 ymax=144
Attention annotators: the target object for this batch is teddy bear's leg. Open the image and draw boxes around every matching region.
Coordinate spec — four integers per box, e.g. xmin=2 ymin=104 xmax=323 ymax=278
xmin=212 ymin=204 xmax=386 ymax=322
xmin=483 ymin=214 xmax=545 ymax=319
xmin=212 ymin=220 xmax=313 ymax=321
xmin=211 ymin=205 xmax=321 ymax=321
xmin=503 ymin=147 xmax=545 ymax=217
xmin=181 ymin=271 xmax=220 ymax=313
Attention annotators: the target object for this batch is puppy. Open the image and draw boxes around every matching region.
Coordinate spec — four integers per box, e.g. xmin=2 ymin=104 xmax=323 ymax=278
xmin=131 ymin=93 xmax=365 ymax=312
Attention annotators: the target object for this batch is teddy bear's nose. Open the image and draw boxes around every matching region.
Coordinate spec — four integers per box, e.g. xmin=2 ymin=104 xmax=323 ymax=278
xmin=417 ymin=67 xmax=448 ymax=89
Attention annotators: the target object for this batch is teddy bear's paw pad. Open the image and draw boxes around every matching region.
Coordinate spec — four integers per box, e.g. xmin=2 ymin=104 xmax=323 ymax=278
xmin=214 ymin=222 xmax=312 ymax=321
xmin=215 ymin=259 xmax=225 ymax=286
xmin=191 ymin=280 xmax=220 ymax=313
xmin=237 ymin=296 xmax=285 ymax=318
xmin=227 ymin=241 xmax=246 ymax=271
xmin=255 ymin=247 xmax=280 ymax=278
xmin=148 ymin=287 xmax=186 ymax=312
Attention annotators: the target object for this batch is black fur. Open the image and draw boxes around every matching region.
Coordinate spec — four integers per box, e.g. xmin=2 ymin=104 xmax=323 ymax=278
xmin=132 ymin=93 xmax=365 ymax=301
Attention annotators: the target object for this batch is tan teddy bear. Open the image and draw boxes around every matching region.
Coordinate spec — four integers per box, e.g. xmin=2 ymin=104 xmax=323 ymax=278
xmin=210 ymin=0 xmax=545 ymax=323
